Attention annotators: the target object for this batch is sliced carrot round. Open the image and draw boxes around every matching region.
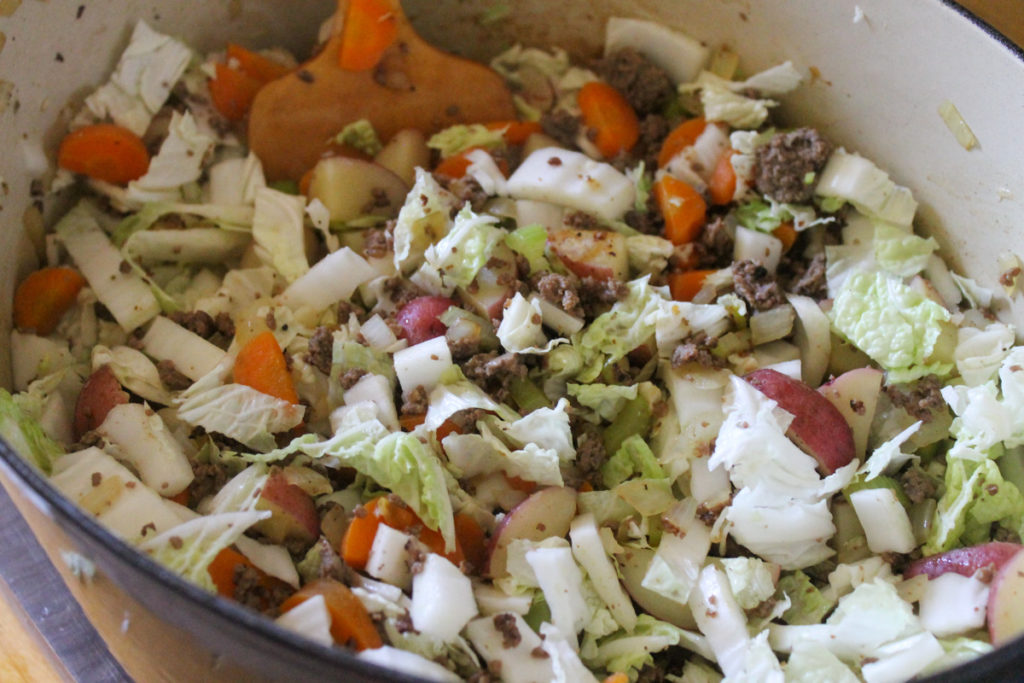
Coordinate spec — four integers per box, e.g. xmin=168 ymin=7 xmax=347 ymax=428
xmin=654 ymin=174 xmax=707 ymax=245
xmin=280 ymin=578 xmax=382 ymax=650
xmin=13 ymin=266 xmax=87 ymax=335
xmin=339 ymin=0 xmax=399 ymax=71
xmin=668 ymin=269 xmax=717 ymax=302
xmin=232 ymin=330 xmax=299 ymax=404
xmin=57 ymin=124 xmax=150 ymax=185
xmin=708 ymin=148 xmax=738 ymax=206
xmin=657 ymin=117 xmax=707 ymax=168
xmin=209 ymin=62 xmax=263 ymax=122
xmin=577 ymin=81 xmax=639 ymax=158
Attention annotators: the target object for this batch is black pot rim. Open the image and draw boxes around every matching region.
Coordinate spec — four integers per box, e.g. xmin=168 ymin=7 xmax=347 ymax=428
xmin=3 ymin=1 xmax=1024 ymax=681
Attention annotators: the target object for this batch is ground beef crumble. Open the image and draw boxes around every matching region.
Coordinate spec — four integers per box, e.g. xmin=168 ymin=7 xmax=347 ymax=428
xmin=306 ymin=325 xmax=335 ymax=375
xmin=579 ymin=276 xmax=628 ymax=316
xmin=900 ymin=467 xmax=937 ymax=505
xmin=754 ymin=127 xmax=833 ymax=204
xmin=401 ymin=384 xmax=430 ymax=416
xmin=884 ymin=375 xmax=946 ymax=422
xmin=156 ymin=359 xmax=192 ymax=391
xmin=783 ymin=251 xmax=828 ymax=299
xmin=492 ymin=613 xmax=522 ymax=648
xmin=671 ymin=332 xmax=726 ymax=369
xmin=233 ymin=564 xmax=295 ymax=615
xmin=463 ymin=352 xmax=527 ymax=403
xmin=593 ymin=48 xmax=674 ymax=116
xmin=732 ymin=259 xmax=786 ymax=311
xmin=338 ymin=368 xmax=368 ymax=391
xmin=540 ymin=109 xmax=580 ymax=148
xmin=532 ymin=271 xmax=583 ymax=318
xmin=363 ymin=228 xmax=391 ymax=259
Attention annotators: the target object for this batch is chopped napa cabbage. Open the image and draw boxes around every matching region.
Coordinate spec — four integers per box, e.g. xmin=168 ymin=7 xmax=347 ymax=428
xmin=941 ymin=347 xmax=1024 ymax=452
xmin=585 ymin=615 xmax=686 ymax=679
xmin=427 ymin=124 xmax=506 ymax=158
xmin=79 ymin=20 xmax=193 ymax=136
xmin=874 ymin=223 xmax=938 ymax=277
xmin=539 ymin=623 xmax=600 ymax=683
xmin=176 ymin=383 xmax=306 ymax=453
xmin=718 ymin=557 xmax=777 ymax=611
xmin=566 ymin=382 xmax=638 ymax=421
xmin=393 ymin=169 xmax=458 ymax=272
xmin=251 ymin=187 xmax=309 ymax=283
xmin=785 ymin=640 xmax=859 ymax=683
xmin=505 ymin=223 xmax=549 ymax=274
xmin=954 ymin=323 xmax=1016 ymax=387
xmin=601 ymin=434 xmax=665 ymax=488
xmin=710 ymin=375 xmax=857 ymax=569
xmin=0 ymin=389 xmax=64 ymax=474
xmin=334 ymin=119 xmax=383 ymax=156
xmin=858 ymin=421 xmax=921 ymax=482
xmin=815 ymin=148 xmax=918 ymax=227
xmin=111 ymin=201 xmax=254 ymax=246
xmin=497 ymin=292 xmax=566 ymax=354
xmin=692 ymin=79 xmax=774 ymax=130
xmin=127 ymin=111 xmax=214 ymax=203
xmin=489 ymin=44 xmax=598 ymax=118
xmin=266 ymin=406 xmax=456 ymax=550
xmin=829 ymin=270 xmax=953 ymax=382
xmin=921 ymin=638 xmax=995 ymax=677
xmin=777 ymin=570 xmax=836 ymax=626
xmin=423 ymin=207 xmax=505 ymax=293
xmin=574 ymin=277 xmax=670 ymax=382
xmin=138 ymin=510 xmax=269 ymax=591
xmin=925 ymin=454 xmax=1024 ymax=554
xmin=423 ymin=375 xmax=520 ymax=433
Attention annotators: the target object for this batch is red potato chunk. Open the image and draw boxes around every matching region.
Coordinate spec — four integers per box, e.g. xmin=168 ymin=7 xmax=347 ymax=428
xmin=73 ymin=364 xmax=129 ymax=440
xmin=395 ymin=296 xmax=457 ymax=345
xmin=905 ymin=541 xmax=1024 ymax=581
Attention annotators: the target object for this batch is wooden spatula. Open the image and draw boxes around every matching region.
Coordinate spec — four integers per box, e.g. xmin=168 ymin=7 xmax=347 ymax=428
xmin=248 ymin=0 xmax=516 ymax=181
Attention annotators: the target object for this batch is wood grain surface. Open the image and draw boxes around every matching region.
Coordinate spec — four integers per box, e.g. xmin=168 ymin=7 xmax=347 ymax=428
xmin=0 ymin=2 xmax=1020 ymax=681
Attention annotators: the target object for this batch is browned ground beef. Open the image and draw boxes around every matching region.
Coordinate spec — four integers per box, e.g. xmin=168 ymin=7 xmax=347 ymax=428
xmin=189 ymin=460 xmax=230 ymax=504
xmin=694 ymin=215 xmax=735 ymax=268
xmin=463 ymin=351 xmax=527 ymax=402
xmin=533 ymin=271 xmax=583 ymax=318
xmin=439 ymin=174 xmax=490 ymax=212
xmin=784 ymin=251 xmax=828 ymax=299
xmin=579 ymin=276 xmax=628 ymax=316
xmin=900 ymin=467 xmax=938 ymax=504
xmin=885 ymin=375 xmax=946 ymax=422
xmin=156 ymin=359 xmax=192 ymax=391
xmin=754 ymin=127 xmax=833 ymax=203
xmin=732 ymin=259 xmax=786 ymax=311
xmin=624 ymin=192 xmax=665 ymax=235
xmin=593 ymin=48 xmax=674 ymax=116
xmin=338 ymin=368 xmax=368 ymax=391
xmin=540 ymin=109 xmax=580 ymax=147
xmin=306 ymin=325 xmax=335 ymax=375
xmin=400 ymin=385 xmax=429 ymax=416
xmin=363 ymin=228 xmax=391 ymax=259
xmin=671 ymin=332 xmax=726 ymax=369
xmin=233 ymin=564 xmax=295 ymax=616
xmin=383 ymin=276 xmax=425 ymax=309
xmin=169 ymin=310 xmax=217 ymax=338
xmin=492 ymin=613 xmax=522 ymax=648
xmin=447 ymin=408 xmax=489 ymax=435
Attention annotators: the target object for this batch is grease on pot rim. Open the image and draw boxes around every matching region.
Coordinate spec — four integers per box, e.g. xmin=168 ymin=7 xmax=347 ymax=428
xmin=2 ymin=2 xmax=1024 ymax=682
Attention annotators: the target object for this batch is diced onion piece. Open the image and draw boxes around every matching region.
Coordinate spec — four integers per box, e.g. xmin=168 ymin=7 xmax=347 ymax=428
xmin=749 ymin=304 xmax=795 ymax=345
xmin=938 ymin=100 xmax=979 ymax=151
xmin=410 ymin=554 xmax=477 ymax=641
xmin=530 ymin=295 xmax=584 ymax=335
xmin=506 ymin=148 xmax=635 ymax=223
xmin=141 ymin=316 xmax=226 ymax=382
xmin=787 ymin=294 xmax=831 ymax=387
xmin=366 ymin=524 xmax=417 ymax=590
xmin=278 ymin=247 xmax=376 ymax=314
xmin=344 ymin=374 xmax=400 ymax=431
xmin=275 ymin=594 xmax=333 ymax=647
xmin=917 ymin=572 xmax=989 ymax=637
xmin=733 ymin=226 xmax=783 ymax=274
xmin=570 ymin=513 xmax=638 ymax=631
xmin=234 ymin=535 xmax=300 ymax=588
xmin=393 ymin=336 xmax=452 ymax=399
xmin=848 ymin=488 xmax=916 ymax=553
xmin=95 ymin=403 xmax=194 ymax=496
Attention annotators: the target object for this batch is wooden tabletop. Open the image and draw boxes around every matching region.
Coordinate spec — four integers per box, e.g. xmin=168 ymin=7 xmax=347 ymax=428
xmin=0 ymin=2 xmax=1021 ymax=682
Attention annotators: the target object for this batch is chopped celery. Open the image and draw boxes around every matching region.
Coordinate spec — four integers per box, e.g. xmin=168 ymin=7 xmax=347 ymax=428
xmin=602 ymin=393 xmax=652 ymax=457
xmin=523 ymin=593 xmax=551 ymax=633
xmin=508 ymin=376 xmax=551 ymax=413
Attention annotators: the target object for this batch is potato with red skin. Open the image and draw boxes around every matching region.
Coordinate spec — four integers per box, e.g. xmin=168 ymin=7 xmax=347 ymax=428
xmin=395 ymin=295 xmax=457 ymax=345
xmin=253 ymin=467 xmax=320 ymax=546
xmin=484 ymin=485 xmax=577 ymax=578
xmin=905 ymin=541 xmax=1024 ymax=580
xmin=73 ymin=364 xmax=129 ymax=440
xmin=547 ymin=228 xmax=628 ymax=281
xmin=987 ymin=546 xmax=1024 ymax=643
xmin=744 ymin=368 xmax=855 ymax=474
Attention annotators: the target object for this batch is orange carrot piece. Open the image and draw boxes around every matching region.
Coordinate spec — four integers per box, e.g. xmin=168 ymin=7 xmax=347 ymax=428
xmin=338 ymin=0 xmax=399 ymax=71
xmin=226 ymin=43 xmax=291 ymax=83
xmin=655 ymin=175 xmax=707 ymax=245
xmin=485 ymin=120 xmax=543 ymax=145
xmin=577 ymin=81 xmax=639 ymax=158
xmin=207 ymin=546 xmax=255 ymax=597
xmin=773 ymin=221 xmax=798 ymax=253
xmin=708 ymin=148 xmax=738 ymax=206
xmin=578 ymin=481 xmax=595 ymax=493
xmin=668 ymin=269 xmax=717 ymax=302
xmin=657 ymin=117 xmax=707 ymax=168
xmin=169 ymin=486 xmax=191 ymax=506
xmin=399 ymin=413 xmax=426 ymax=431
xmin=209 ymin=62 xmax=263 ymax=122
xmin=505 ymin=475 xmax=538 ymax=494
xmin=454 ymin=513 xmax=487 ymax=571
xmin=435 ymin=418 xmax=462 ymax=443
xmin=603 ymin=674 xmax=630 ymax=683
xmin=341 ymin=498 xmax=382 ymax=570
xmin=13 ymin=266 xmax=87 ymax=336
xmin=57 ymin=124 xmax=150 ymax=185
xmin=280 ymin=578 xmax=383 ymax=650
xmin=434 ymin=147 xmax=509 ymax=179
xmin=233 ymin=330 xmax=299 ymax=404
